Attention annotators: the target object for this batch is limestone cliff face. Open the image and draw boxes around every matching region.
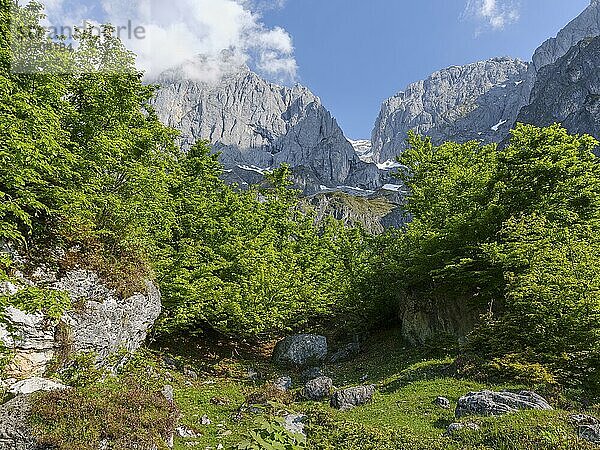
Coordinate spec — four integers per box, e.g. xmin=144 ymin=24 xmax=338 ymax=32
xmin=152 ymin=67 xmax=381 ymax=194
xmin=371 ymin=58 xmax=529 ymax=163
xmin=517 ymin=36 xmax=600 ymax=141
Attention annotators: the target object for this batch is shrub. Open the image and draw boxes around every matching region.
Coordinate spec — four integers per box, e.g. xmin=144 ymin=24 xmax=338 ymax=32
xmin=29 ymin=380 xmax=178 ymax=450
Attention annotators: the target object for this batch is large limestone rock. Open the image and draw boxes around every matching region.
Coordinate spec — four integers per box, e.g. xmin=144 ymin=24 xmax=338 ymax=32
xmin=370 ymin=57 xmax=529 ymax=163
xmin=272 ymin=334 xmax=327 ymax=366
xmin=516 ymin=36 xmax=600 ymax=141
xmin=152 ymin=64 xmax=381 ymax=194
xmin=0 ymin=270 xmax=161 ymax=378
xmin=455 ymin=390 xmax=552 ymax=418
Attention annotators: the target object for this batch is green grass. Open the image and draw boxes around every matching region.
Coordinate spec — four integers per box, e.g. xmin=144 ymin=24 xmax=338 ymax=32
xmin=26 ymin=329 xmax=600 ymax=449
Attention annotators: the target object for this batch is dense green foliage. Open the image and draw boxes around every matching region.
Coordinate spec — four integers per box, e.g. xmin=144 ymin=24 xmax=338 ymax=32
xmin=0 ymin=1 xmax=374 ymax=340
xmin=370 ymin=124 xmax=600 ymax=397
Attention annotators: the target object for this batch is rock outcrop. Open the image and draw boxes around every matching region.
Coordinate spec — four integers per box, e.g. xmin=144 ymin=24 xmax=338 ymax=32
xmin=531 ymin=0 xmax=600 ymax=73
xmin=455 ymin=390 xmax=552 ymax=418
xmin=0 ymin=270 xmax=161 ymax=378
xmin=371 ymin=58 xmax=529 ymax=163
xmin=7 ymin=377 xmax=67 ymax=396
xmin=517 ymin=36 xmax=600 ymax=141
xmin=152 ymin=65 xmax=381 ymax=194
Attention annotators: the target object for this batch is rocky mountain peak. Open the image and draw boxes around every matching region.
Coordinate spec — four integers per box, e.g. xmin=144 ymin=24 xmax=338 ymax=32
xmin=151 ymin=64 xmax=381 ymax=194
xmin=370 ymin=57 xmax=529 ymax=163
xmin=532 ymin=0 xmax=600 ymax=71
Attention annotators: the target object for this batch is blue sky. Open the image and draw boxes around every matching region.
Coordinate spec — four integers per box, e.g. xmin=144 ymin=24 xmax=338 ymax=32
xmin=41 ymin=0 xmax=591 ymax=139
xmin=260 ymin=0 xmax=590 ymax=138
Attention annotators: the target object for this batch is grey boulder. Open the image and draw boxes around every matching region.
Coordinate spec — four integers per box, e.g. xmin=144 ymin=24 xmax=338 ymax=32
xmin=579 ymin=424 xmax=600 ymax=444
xmin=455 ymin=390 xmax=552 ymax=418
xmin=283 ymin=414 xmax=306 ymax=436
xmin=433 ymin=396 xmax=451 ymax=409
xmin=273 ymin=376 xmax=292 ymax=392
xmin=272 ymin=334 xmax=327 ymax=366
xmin=302 ymin=376 xmax=333 ymax=401
xmin=330 ymin=385 xmax=375 ymax=410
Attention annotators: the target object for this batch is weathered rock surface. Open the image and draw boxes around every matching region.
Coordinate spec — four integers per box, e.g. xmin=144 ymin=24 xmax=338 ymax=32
xmin=272 ymin=334 xmax=328 ymax=366
xmin=302 ymin=376 xmax=333 ymax=401
xmin=455 ymin=390 xmax=552 ymax=418
xmin=579 ymin=424 xmax=600 ymax=444
xmin=152 ymin=65 xmax=381 ymax=194
xmin=7 ymin=377 xmax=67 ymax=396
xmin=570 ymin=414 xmax=600 ymax=444
xmin=517 ymin=36 xmax=600 ymax=141
xmin=283 ymin=414 xmax=306 ymax=436
xmin=371 ymin=58 xmax=529 ymax=163
xmin=273 ymin=376 xmax=292 ymax=392
xmin=0 ymin=269 xmax=161 ymax=378
xmin=330 ymin=385 xmax=375 ymax=410
xmin=0 ymin=396 xmax=39 ymax=450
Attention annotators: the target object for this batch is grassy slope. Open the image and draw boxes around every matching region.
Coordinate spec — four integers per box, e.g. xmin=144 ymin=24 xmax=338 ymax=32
xmin=160 ymin=329 xmax=598 ymax=449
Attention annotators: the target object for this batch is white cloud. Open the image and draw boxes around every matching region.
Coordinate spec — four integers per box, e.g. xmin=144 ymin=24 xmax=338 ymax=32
xmin=38 ymin=0 xmax=297 ymax=83
xmin=464 ymin=0 xmax=520 ymax=31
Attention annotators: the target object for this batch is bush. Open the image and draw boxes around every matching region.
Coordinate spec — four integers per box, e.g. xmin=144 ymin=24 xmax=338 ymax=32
xmin=29 ymin=380 xmax=178 ymax=450
xmin=373 ymin=124 xmax=600 ymax=397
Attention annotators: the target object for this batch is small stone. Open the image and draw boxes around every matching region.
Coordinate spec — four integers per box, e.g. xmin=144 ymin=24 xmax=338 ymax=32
xmin=176 ymin=425 xmax=199 ymax=438
xmin=8 ymin=377 xmax=68 ymax=396
xmin=163 ymin=356 xmax=178 ymax=370
xmin=273 ymin=376 xmax=292 ymax=392
xmin=303 ymin=376 xmax=333 ymax=400
xmin=434 ymin=396 xmax=451 ymax=409
xmin=330 ymin=385 xmax=375 ymax=410
xmin=183 ymin=366 xmax=198 ymax=381
xmin=445 ymin=422 xmax=480 ymax=435
xmin=200 ymin=415 xmax=211 ymax=425
xmin=283 ymin=414 xmax=307 ymax=436
xmin=161 ymin=385 xmax=174 ymax=404
xmin=247 ymin=368 xmax=259 ymax=381
xmin=0 ymin=281 xmax=18 ymax=296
